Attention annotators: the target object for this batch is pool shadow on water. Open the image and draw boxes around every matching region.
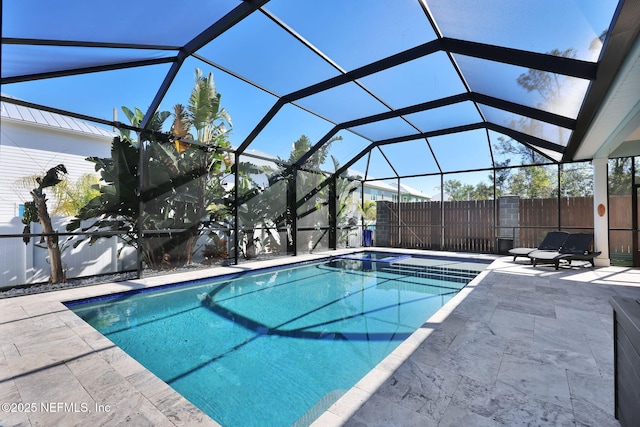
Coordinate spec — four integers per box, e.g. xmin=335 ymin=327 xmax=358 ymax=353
xmin=165 ymin=283 xmax=429 ymax=384
xmin=157 ymin=257 xmax=471 ymax=385
xmin=199 ymin=277 xmax=456 ymax=343
xmin=202 ymin=297 xmax=417 ymax=342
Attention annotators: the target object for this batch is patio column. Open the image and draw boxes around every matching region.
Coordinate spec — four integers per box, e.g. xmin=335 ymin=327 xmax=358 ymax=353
xmin=593 ymin=157 xmax=610 ymax=266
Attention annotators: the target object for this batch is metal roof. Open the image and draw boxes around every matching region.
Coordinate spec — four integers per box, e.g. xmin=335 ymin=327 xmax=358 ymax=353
xmin=1 ymin=95 xmax=116 ymax=138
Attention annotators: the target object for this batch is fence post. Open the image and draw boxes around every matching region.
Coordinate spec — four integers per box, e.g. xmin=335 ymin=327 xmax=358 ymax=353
xmin=375 ymin=201 xmax=391 ymax=247
xmin=497 ymin=195 xmax=519 ymax=253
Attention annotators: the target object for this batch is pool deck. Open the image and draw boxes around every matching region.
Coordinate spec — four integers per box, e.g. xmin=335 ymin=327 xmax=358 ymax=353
xmin=1 ymin=249 xmax=638 ymax=426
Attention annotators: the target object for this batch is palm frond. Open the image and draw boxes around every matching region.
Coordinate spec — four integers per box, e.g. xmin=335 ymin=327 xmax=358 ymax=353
xmin=37 ymin=164 xmax=67 ymax=190
xmin=172 ymin=104 xmax=189 ymax=137
xmin=121 ymin=106 xmax=138 ymax=126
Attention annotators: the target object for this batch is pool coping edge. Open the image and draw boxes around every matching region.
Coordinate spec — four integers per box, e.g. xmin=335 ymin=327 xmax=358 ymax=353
xmin=309 ymin=266 xmax=491 ymax=426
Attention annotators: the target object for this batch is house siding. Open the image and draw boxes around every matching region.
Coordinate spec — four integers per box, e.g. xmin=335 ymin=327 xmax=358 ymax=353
xmin=1 ymin=106 xmax=120 ymax=286
xmin=0 ymin=119 xmax=113 ymax=221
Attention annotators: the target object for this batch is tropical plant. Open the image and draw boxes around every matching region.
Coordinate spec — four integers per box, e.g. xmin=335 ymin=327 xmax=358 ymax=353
xmin=119 ymin=106 xmax=171 ymax=141
xmin=334 ymin=164 xmax=360 ymax=246
xmin=51 ymin=173 xmax=101 ymax=216
xmin=290 ymin=137 xmax=359 ymax=250
xmin=164 ymin=68 xmax=233 ymax=263
xmin=221 ymin=158 xmax=290 ymax=259
xmin=67 ymin=68 xmax=233 ymax=269
xmin=66 ymin=136 xmax=142 ymax=260
xmin=22 ymin=164 xmax=68 ymax=283
xmin=359 ymin=200 xmax=377 ymax=228
xmin=231 ymin=134 xmax=357 ymax=255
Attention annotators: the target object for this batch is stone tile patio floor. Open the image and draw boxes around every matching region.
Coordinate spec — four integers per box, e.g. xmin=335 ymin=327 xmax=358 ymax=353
xmin=1 ymin=251 xmax=638 ymax=426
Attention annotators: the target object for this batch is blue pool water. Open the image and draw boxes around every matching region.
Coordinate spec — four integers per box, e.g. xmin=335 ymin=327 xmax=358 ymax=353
xmin=67 ymin=252 xmax=488 ymax=426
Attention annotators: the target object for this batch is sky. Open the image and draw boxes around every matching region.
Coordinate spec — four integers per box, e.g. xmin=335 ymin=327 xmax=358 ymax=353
xmin=2 ymin=0 xmax=620 ymax=197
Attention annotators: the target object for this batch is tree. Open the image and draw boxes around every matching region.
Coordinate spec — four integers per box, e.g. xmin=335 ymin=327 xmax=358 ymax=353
xmin=67 ymin=136 xmax=143 ymax=261
xmin=518 ymin=48 xmax=577 ymax=103
xmin=559 ymin=164 xmax=593 ymax=197
xmin=285 ymin=134 xmax=338 ymax=210
xmin=469 ymin=182 xmax=494 ymax=200
xmin=442 ymin=179 xmax=475 ymax=201
xmin=440 ymin=179 xmax=496 ymax=201
xmin=492 ymin=160 xmax=511 ymax=196
xmin=490 ymin=48 xmax=591 ymax=198
xmin=608 ymin=157 xmax=633 ymax=195
xmin=120 ymin=107 xmax=171 ymax=142
xmin=68 ymin=68 xmax=233 ymax=269
xmin=492 ymin=134 xmax=557 ymax=198
xmin=22 ymin=164 xmax=68 ymax=283
xmin=288 ymin=137 xmax=350 ymax=251
xmin=147 ymin=67 xmax=232 ymax=265
xmin=234 ymin=134 xmax=355 ymax=254
xmin=514 ymin=49 xmax=577 ymax=147
xmin=507 ymin=166 xmax=556 ymax=198
xmin=493 ymin=135 xmax=547 ymax=166
xmin=228 ymin=161 xmax=283 ymax=259
xmin=335 ymin=168 xmax=360 ymax=246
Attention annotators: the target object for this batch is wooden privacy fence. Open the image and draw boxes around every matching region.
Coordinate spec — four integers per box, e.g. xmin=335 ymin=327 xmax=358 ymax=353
xmin=396 ymin=201 xmax=441 ymax=249
xmin=519 ymin=196 xmax=632 ymax=256
xmin=444 ymin=200 xmax=495 ymax=252
xmin=375 ymin=196 xmax=634 ymax=259
xmin=376 ymin=200 xmax=495 ymax=252
xmin=609 ymin=195 xmax=634 ymax=257
xmin=518 ymin=197 xmax=594 ymax=248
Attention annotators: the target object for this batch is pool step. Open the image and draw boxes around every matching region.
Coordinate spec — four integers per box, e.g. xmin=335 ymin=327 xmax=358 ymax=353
xmin=336 ymin=254 xmax=411 ymax=263
xmin=292 ymin=389 xmax=347 ymax=427
xmin=326 ymin=258 xmax=481 ymax=284
xmin=380 ymin=263 xmax=479 ymax=281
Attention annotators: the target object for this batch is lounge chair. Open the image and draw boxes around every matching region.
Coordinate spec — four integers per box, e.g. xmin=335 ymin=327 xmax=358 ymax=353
xmin=528 ymin=233 xmax=601 ymax=270
xmin=508 ymin=231 xmax=569 ymax=262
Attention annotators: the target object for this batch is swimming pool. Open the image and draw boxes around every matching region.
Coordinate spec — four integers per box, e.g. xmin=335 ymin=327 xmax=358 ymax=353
xmin=66 ymin=252 xmax=489 ymax=426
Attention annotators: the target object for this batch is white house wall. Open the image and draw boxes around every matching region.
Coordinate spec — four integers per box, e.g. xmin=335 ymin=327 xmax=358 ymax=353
xmin=1 ymin=106 xmax=118 ymax=286
xmin=0 ymin=119 xmax=113 ymax=221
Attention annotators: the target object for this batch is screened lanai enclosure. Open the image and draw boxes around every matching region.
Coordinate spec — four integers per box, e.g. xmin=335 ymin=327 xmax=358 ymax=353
xmin=2 ymin=0 xmax=640 ymax=286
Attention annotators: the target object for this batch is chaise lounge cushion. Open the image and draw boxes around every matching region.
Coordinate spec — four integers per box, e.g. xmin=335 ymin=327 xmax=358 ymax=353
xmin=528 ymin=233 xmax=600 ymax=270
xmin=508 ymin=231 xmax=569 ymax=262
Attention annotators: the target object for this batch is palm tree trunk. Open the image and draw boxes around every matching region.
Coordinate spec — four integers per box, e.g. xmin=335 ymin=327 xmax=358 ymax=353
xmin=32 ymin=189 xmax=65 ymax=283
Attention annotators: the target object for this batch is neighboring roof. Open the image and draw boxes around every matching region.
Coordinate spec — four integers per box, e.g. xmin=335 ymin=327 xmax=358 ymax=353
xmin=1 ymin=94 xmax=116 ymax=139
xmin=399 ymin=183 xmax=431 ymax=199
xmin=347 ymin=169 xmax=431 ymax=199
